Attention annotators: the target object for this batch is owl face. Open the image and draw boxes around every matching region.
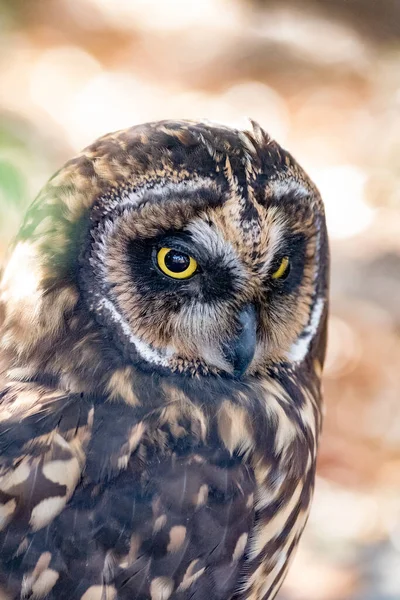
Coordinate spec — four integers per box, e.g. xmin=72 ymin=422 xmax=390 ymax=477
xmin=78 ymin=134 xmax=326 ymax=378
xmin=1 ymin=121 xmax=328 ymax=380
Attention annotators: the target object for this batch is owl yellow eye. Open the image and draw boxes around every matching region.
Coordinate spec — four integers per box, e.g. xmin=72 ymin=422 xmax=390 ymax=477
xmin=156 ymin=247 xmax=198 ymax=279
xmin=272 ymin=256 xmax=290 ymax=280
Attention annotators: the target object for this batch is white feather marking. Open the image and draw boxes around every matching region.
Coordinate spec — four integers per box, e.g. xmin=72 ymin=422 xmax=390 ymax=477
xmin=257 ymin=211 xmax=286 ymax=276
xmin=184 ymin=219 xmax=246 ymax=285
xmin=287 ymin=296 xmax=324 ymax=363
xmin=100 ymin=297 xmax=173 ymax=367
xmin=267 ymin=178 xmax=310 ymax=201
xmin=120 ymin=178 xmax=215 ymax=210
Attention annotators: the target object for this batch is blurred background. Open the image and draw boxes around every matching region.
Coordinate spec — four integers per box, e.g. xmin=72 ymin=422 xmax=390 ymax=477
xmin=0 ymin=0 xmax=399 ymax=597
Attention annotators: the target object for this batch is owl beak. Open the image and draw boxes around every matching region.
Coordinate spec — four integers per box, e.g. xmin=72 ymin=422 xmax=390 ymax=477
xmin=222 ymin=304 xmax=257 ymax=378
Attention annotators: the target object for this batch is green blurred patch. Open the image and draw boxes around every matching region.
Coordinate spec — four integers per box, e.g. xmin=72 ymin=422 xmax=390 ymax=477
xmin=0 ymin=120 xmax=32 ymax=219
xmin=0 ymin=160 xmax=26 ymax=207
xmin=0 ymin=115 xmax=61 ymax=257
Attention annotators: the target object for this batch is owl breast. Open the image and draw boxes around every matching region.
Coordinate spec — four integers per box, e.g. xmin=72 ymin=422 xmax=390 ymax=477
xmin=0 ymin=364 xmax=319 ymax=600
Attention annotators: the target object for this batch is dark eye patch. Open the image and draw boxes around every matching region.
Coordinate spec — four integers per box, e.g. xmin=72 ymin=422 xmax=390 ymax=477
xmin=126 ymin=231 xmax=239 ymax=306
xmin=268 ymin=233 xmax=308 ymax=294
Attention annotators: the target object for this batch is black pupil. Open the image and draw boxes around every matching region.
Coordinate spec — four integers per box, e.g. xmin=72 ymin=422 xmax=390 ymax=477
xmin=165 ymin=250 xmax=191 ymax=273
xmin=281 ymin=261 xmax=291 ymax=280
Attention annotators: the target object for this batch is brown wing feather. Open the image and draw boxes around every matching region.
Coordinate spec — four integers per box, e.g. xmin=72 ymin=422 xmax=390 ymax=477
xmin=0 ymin=383 xmax=255 ymax=600
xmin=0 ymin=383 xmax=93 ymax=597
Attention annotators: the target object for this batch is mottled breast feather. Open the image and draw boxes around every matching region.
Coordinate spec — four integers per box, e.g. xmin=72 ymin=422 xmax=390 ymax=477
xmin=0 ymin=120 xmax=329 ymax=600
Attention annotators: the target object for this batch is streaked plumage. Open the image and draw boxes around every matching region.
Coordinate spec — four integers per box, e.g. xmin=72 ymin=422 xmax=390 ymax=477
xmin=0 ymin=120 xmax=329 ymax=600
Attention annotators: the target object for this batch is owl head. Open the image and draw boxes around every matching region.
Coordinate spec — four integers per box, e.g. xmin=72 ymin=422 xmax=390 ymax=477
xmin=0 ymin=120 xmax=329 ymax=382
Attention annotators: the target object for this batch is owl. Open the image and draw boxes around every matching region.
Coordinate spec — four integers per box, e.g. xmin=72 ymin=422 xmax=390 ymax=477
xmin=0 ymin=120 xmax=329 ymax=600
